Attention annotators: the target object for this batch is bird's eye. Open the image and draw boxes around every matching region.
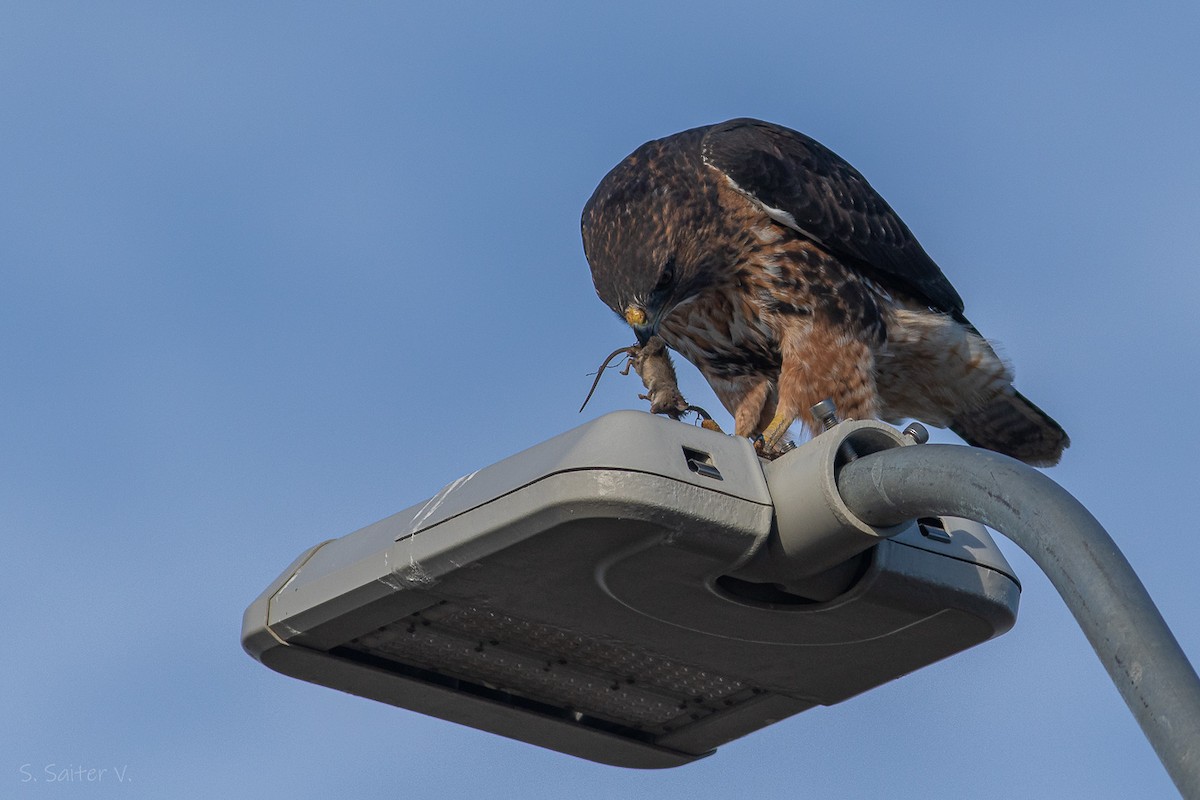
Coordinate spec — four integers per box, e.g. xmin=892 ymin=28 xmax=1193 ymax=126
xmin=652 ymin=258 xmax=676 ymax=295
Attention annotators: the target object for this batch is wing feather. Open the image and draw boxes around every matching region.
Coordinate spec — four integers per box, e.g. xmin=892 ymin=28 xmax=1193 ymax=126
xmin=701 ymin=118 xmax=964 ymax=314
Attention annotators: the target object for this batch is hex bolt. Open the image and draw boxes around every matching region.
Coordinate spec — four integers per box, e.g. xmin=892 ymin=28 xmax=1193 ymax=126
xmin=811 ymin=399 xmax=840 ymax=431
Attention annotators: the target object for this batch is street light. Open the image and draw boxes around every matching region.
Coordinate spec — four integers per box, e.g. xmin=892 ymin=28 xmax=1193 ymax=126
xmin=243 ymin=411 xmax=1021 ymax=769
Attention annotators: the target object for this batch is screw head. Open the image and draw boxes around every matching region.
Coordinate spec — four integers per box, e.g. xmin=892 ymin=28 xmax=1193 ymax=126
xmin=902 ymin=422 xmax=930 ymax=445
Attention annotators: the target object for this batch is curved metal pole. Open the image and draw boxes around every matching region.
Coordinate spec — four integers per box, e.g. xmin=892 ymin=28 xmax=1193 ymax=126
xmin=835 ymin=444 xmax=1200 ymax=798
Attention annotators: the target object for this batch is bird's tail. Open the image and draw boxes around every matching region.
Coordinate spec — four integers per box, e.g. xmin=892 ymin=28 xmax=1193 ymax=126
xmin=950 ymin=389 xmax=1070 ymax=467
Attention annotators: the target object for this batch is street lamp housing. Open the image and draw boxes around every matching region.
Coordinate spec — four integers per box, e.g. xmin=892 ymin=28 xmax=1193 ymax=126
xmin=242 ymin=411 xmax=1018 ymax=768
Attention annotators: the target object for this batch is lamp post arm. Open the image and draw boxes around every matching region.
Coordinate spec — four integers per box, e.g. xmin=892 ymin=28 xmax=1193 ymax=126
xmin=836 ymin=444 xmax=1200 ymax=798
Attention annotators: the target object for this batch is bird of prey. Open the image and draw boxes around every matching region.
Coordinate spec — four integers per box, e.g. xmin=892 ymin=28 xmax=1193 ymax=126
xmin=581 ymin=118 xmax=1069 ymax=466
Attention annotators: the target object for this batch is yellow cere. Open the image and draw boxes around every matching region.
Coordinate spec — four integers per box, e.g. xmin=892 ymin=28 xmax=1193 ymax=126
xmin=624 ymin=305 xmax=647 ymax=326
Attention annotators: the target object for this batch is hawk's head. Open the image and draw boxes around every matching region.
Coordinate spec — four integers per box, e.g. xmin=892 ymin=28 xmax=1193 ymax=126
xmin=581 ymin=128 xmax=721 ymax=344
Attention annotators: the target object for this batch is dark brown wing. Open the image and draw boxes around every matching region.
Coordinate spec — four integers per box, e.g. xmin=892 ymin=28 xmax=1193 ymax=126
xmin=701 ymin=118 xmax=964 ymax=315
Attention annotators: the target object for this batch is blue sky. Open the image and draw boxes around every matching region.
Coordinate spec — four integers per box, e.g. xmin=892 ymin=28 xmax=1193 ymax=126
xmin=3 ymin=3 xmax=1198 ymax=797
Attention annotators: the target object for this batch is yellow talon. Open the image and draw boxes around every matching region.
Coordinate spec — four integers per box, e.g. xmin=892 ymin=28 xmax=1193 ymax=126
xmin=760 ymin=412 xmax=794 ymax=451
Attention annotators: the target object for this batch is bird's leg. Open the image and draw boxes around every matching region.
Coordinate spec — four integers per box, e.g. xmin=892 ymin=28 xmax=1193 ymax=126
xmin=729 ymin=381 xmax=775 ymax=438
xmin=758 ymin=410 xmax=796 ymax=453
xmin=761 ymin=330 xmax=879 ymax=455
xmin=723 ymin=379 xmax=787 ymax=454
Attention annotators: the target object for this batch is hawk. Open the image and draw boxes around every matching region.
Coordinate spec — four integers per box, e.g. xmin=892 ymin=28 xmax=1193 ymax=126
xmin=581 ymin=118 xmax=1069 ymax=466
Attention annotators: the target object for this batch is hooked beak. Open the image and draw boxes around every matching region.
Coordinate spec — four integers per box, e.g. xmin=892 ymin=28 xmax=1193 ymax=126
xmin=624 ymin=305 xmax=654 ymax=345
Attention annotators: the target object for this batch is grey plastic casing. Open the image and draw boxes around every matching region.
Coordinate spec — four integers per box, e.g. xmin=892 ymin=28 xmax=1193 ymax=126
xmin=242 ymin=410 xmax=1019 ymax=768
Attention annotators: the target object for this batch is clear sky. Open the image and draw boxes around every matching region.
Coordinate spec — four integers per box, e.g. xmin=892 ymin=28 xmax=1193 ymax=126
xmin=3 ymin=2 xmax=1198 ymax=798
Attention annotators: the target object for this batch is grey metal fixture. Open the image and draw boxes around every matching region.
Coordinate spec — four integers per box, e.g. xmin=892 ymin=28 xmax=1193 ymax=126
xmin=243 ymin=411 xmax=1021 ymax=768
xmin=244 ymin=409 xmax=1200 ymax=794
xmin=836 ymin=445 xmax=1200 ymax=798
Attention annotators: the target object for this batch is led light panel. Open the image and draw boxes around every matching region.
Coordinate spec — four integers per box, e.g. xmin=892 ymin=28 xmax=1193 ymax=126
xmin=340 ymin=602 xmax=757 ymax=735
